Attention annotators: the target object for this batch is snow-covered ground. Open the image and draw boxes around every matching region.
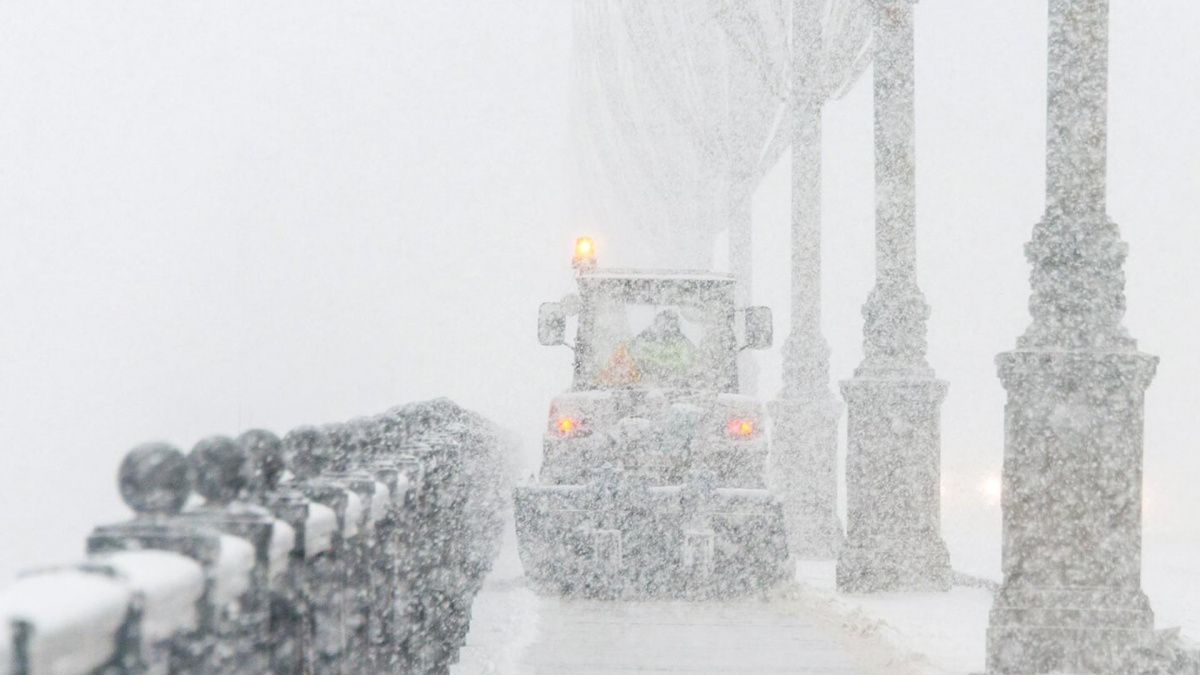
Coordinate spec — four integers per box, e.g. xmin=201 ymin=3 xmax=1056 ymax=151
xmin=455 ymin=518 xmax=1200 ymax=675
xmin=792 ymin=534 xmax=1200 ymax=674
xmin=455 ymin=521 xmax=939 ymax=675
xmin=1144 ymin=537 xmax=1200 ymax=640
xmin=454 ymin=528 xmax=917 ymax=675
xmin=796 ymin=561 xmax=992 ymax=675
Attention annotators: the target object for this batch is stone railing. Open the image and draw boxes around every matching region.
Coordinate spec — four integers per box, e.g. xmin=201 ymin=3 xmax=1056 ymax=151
xmin=0 ymin=398 xmax=509 ymax=675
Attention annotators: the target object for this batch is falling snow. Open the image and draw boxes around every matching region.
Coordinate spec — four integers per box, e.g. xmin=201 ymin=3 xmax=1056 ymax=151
xmin=2 ymin=1 xmax=1200 ymax=674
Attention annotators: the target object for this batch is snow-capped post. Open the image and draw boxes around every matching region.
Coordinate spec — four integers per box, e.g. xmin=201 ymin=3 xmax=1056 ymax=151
xmin=284 ymin=427 xmax=354 ymax=672
xmin=180 ymin=436 xmax=278 ymax=674
xmin=238 ymin=428 xmax=317 ymax=674
xmin=241 ymin=428 xmax=313 ymax=675
xmin=985 ymin=0 xmax=1159 ymax=672
xmin=769 ymin=0 xmax=847 ymax=561
xmin=836 ymin=0 xmax=951 ymax=593
xmin=322 ymin=422 xmax=382 ymax=672
xmin=361 ymin=418 xmax=409 ymax=670
xmin=87 ymin=443 xmax=237 ymax=673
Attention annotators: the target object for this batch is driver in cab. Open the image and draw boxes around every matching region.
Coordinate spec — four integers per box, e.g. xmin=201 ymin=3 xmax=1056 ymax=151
xmin=629 ymin=309 xmax=697 ymax=387
xmin=596 ymin=309 xmax=699 ymax=388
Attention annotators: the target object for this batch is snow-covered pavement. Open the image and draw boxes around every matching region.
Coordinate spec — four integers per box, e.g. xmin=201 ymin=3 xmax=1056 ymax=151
xmin=796 ymin=562 xmax=992 ymax=674
xmin=453 ymin=523 xmax=925 ymax=675
xmin=455 ymin=519 xmax=1197 ymax=674
xmin=497 ymin=598 xmax=879 ymax=674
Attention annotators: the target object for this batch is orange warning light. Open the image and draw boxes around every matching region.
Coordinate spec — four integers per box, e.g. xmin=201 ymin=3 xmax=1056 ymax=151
xmin=555 ymin=416 xmax=579 ymax=434
xmin=726 ymin=418 xmax=754 ymax=437
xmin=572 ymin=236 xmax=597 ymax=270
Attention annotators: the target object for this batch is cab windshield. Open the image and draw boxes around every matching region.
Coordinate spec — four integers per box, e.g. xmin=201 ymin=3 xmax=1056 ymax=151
xmin=576 ymin=279 xmax=736 ymax=392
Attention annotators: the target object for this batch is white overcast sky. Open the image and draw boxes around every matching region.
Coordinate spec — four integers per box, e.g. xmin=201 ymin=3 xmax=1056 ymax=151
xmin=1 ymin=1 xmax=1198 ymax=585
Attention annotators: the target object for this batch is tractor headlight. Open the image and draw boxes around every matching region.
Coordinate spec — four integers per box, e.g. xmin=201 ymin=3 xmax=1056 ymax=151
xmin=554 ymin=416 xmax=580 ymax=435
xmin=548 ymin=405 xmax=588 ymax=438
xmin=725 ymin=417 xmax=756 ymax=439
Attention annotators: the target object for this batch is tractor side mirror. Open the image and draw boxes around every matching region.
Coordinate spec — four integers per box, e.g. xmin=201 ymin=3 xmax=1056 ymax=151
xmin=538 ymin=302 xmax=567 ymax=346
xmin=743 ymin=306 xmax=773 ymax=350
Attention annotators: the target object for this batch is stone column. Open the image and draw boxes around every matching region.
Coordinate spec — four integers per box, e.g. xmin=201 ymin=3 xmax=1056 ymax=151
xmin=730 ymin=194 xmax=760 ymax=396
xmin=769 ymin=0 xmax=845 ymax=560
xmin=985 ymin=1 xmax=1157 ymax=672
xmin=836 ymin=0 xmax=950 ymax=592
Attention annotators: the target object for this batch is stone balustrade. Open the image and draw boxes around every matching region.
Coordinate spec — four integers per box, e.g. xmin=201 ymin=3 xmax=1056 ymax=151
xmin=0 ymin=398 xmax=509 ymax=675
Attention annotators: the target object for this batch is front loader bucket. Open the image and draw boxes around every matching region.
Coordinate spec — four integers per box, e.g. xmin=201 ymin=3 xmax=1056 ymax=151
xmin=513 ymin=473 xmax=791 ymax=599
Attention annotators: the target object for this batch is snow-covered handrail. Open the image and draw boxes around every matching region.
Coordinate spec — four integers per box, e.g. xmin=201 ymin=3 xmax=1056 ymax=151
xmin=0 ymin=398 xmax=510 ymax=675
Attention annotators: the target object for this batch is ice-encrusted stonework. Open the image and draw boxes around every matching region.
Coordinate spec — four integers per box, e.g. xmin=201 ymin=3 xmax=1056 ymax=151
xmin=985 ymin=0 xmax=1165 ymax=672
xmin=771 ymin=0 xmax=875 ymax=560
xmin=837 ymin=0 xmax=951 ymax=593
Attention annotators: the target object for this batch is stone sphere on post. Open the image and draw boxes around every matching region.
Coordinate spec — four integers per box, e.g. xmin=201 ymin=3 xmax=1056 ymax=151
xmin=118 ymin=442 xmax=193 ymax=516
xmin=189 ymin=435 xmax=249 ymax=506
xmin=237 ymin=429 xmax=285 ymax=497
xmin=283 ymin=425 xmax=329 ymax=480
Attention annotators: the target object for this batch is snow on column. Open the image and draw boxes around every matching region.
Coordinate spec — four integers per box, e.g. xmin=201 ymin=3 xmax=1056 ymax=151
xmin=985 ymin=0 xmax=1158 ymax=672
xmin=836 ymin=0 xmax=950 ymax=593
xmin=730 ymin=197 xmax=759 ymax=396
xmin=769 ymin=0 xmax=846 ymax=561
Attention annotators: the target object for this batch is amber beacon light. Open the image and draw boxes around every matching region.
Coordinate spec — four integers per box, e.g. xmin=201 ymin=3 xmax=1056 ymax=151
xmin=572 ymin=236 xmax=596 ymax=270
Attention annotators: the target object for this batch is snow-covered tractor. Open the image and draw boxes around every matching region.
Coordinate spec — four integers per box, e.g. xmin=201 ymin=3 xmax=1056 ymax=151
xmin=514 ymin=238 xmax=792 ymax=599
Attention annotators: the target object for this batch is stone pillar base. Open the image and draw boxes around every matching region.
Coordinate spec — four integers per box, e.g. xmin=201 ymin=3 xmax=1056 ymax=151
xmin=987 ymin=586 xmax=1154 ymax=674
xmin=986 ymin=349 xmax=1158 ymax=674
xmin=836 ymin=529 xmax=949 ymax=593
xmin=769 ymin=395 xmax=843 ymax=559
xmin=838 ymin=376 xmax=950 ymax=593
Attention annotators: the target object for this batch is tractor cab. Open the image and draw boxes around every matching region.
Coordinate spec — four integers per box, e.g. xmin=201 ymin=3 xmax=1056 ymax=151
xmin=534 ymin=239 xmax=774 ymax=486
xmin=513 ymin=238 xmax=792 ymax=599
xmin=538 ymin=264 xmax=773 ymax=395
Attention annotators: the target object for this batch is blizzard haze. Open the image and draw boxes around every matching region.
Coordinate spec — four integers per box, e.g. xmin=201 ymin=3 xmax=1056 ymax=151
xmin=2 ymin=0 xmax=1199 ymax=612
